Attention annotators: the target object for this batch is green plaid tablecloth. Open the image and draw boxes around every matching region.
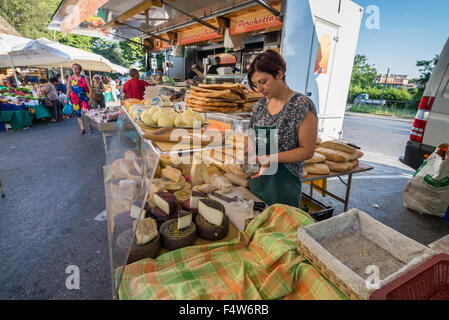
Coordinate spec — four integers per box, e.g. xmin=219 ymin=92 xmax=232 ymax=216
xmin=117 ymin=204 xmax=347 ymax=300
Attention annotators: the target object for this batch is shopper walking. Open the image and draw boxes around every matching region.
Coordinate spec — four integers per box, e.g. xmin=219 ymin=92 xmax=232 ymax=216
xmin=66 ymin=63 xmax=92 ymax=135
xmin=91 ymin=74 xmax=106 ymax=109
xmin=50 ymin=77 xmax=69 ymax=121
xmin=122 ymin=68 xmax=150 ymax=100
xmin=108 ymin=76 xmax=117 ymax=101
xmin=247 ymin=49 xmax=318 ymax=207
xmin=39 ymin=78 xmax=60 ymax=123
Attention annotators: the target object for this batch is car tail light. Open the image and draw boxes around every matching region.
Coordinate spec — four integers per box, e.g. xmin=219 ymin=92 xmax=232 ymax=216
xmin=410 ymin=97 xmax=435 ymax=142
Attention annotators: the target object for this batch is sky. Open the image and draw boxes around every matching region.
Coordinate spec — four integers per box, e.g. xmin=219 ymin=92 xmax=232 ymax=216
xmin=353 ymin=0 xmax=449 ymax=78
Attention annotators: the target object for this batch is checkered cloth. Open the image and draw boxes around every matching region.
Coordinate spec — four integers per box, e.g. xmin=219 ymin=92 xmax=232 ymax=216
xmin=118 ymin=204 xmax=348 ymax=300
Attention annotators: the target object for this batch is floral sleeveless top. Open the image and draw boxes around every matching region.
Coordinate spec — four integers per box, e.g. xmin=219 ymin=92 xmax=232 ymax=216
xmin=69 ymin=75 xmax=90 ymax=117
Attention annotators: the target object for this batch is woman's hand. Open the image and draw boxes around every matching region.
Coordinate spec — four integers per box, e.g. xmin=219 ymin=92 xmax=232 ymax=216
xmin=251 ymin=155 xmax=272 ymax=179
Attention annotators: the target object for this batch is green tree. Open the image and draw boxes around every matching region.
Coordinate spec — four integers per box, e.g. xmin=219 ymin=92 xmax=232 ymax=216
xmin=416 ymin=55 xmax=439 ymax=88
xmin=54 ymin=33 xmax=95 ymax=52
xmin=0 ymin=0 xmax=60 ymax=39
xmin=119 ymin=38 xmax=145 ymax=69
xmin=91 ymin=38 xmax=128 ymax=67
xmin=350 ymin=54 xmax=378 ymax=88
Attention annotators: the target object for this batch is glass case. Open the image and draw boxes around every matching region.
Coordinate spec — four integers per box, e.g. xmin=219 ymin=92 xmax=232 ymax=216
xmin=103 ymin=106 xmax=235 ymax=298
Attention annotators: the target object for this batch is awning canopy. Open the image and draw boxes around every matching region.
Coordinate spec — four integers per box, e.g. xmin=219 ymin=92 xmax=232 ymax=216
xmin=48 ymin=0 xmax=283 ymax=49
xmin=0 ymin=36 xmax=129 ymax=74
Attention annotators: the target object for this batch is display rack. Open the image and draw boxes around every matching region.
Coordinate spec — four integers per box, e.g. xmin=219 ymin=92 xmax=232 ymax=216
xmin=103 ymin=106 xmax=238 ymax=298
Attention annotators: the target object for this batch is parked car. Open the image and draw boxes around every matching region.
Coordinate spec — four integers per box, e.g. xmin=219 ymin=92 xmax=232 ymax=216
xmin=400 ymin=37 xmax=449 ymax=170
xmin=353 ymin=93 xmax=386 ymax=106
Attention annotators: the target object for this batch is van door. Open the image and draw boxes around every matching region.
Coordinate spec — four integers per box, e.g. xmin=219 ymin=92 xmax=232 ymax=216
xmin=423 ymin=64 xmax=449 ymax=147
xmin=305 ymin=18 xmax=340 ymax=139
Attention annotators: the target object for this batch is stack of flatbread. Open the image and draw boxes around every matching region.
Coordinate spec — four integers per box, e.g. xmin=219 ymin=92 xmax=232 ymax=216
xmin=185 ymin=83 xmax=264 ymax=113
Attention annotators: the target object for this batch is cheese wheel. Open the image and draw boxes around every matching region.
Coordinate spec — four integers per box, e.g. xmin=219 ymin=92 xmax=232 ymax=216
xmin=160 ymin=219 xmax=197 ymax=251
xmin=195 ymin=213 xmax=229 ymax=241
xmin=113 ymin=211 xmax=134 ymax=228
xmin=116 ymin=229 xmax=161 ymax=264
xmin=315 ymin=147 xmax=352 ymax=163
xmin=182 ymin=199 xmax=199 ymax=218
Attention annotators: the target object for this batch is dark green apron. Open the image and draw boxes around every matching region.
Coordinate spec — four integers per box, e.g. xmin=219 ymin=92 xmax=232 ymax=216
xmin=250 ymin=125 xmax=302 ymax=207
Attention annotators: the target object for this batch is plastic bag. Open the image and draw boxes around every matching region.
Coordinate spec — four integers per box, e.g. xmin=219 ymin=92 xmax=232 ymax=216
xmin=62 ymin=102 xmax=73 ymax=115
xmin=403 ymin=143 xmax=449 ymax=217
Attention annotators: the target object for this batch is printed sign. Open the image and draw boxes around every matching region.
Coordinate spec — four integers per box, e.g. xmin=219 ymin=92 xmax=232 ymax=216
xmin=230 ymin=5 xmax=282 ymax=35
xmin=177 ymin=24 xmax=221 ymax=46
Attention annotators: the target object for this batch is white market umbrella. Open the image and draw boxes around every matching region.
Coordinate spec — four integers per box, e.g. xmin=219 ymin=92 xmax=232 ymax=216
xmin=0 ymin=37 xmax=128 ymax=74
xmin=0 ymin=33 xmax=34 ymax=85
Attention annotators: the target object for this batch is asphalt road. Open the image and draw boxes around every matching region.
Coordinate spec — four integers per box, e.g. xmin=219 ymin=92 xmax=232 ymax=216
xmin=0 ymin=119 xmax=111 ymax=300
xmin=1 ymin=114 xmax=448 ymax=300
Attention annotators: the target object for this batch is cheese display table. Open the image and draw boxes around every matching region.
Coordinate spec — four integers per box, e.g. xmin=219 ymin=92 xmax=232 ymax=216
xmin=103 ymin=97 xmax=371 ymax=300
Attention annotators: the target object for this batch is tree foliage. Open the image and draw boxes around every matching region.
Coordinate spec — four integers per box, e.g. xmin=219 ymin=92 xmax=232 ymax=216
xmin=0 ymin=0 xmax=145 ymax=70
xmin=416 ymin=55 xmax=439 ymax=88
xmin=0 ymin=0 xmax=60 ymax=39
xmin=119 ymin=38 xmax=145 ymax=69
xmin=350 ymin=54 xmax=378 ymax=88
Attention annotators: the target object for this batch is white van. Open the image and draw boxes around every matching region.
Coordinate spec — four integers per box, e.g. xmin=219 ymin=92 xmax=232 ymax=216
xmin=400 ymin=37 xmax=449 ymax=170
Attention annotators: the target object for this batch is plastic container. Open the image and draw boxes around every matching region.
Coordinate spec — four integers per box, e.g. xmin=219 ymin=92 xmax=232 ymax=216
xmin=300 ymin=193 xmax=334 ymax=222
xmin=370 ymin=253 xmax=449 ymax=300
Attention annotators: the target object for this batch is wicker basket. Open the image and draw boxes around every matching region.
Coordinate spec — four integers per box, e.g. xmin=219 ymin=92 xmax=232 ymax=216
xmin=297 ymin=241 xmax=363 ymax=300
xmin=370 ymin=253 xmax=449 ymax=300
xmin=296 ymin=209 xmax=436 ymax=300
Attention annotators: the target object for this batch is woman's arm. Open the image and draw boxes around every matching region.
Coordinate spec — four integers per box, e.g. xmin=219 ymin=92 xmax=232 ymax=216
xmin=66 ymin=77 xmax=72 ymax=100
xmin=259 ymin=111 xmax=318 ymax=166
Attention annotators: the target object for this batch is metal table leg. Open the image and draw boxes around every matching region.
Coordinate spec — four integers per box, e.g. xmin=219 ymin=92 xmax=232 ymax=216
xmin=344 ymin=173 xmax=353 ymax=212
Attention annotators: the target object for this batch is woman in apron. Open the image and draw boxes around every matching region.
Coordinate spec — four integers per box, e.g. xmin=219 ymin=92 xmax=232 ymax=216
xmin=247 ymin=49 xmax=318 ymax=207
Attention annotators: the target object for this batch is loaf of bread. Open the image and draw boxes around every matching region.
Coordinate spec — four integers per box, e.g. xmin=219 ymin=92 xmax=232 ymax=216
xmin=320 ymin=140 xmax=356 ymax=154
xmin=304 ymin=153 xmax=326 ymax=164
xmin=304 ymin=163 xmax=330 ymax=175
xmin=350 ymin=160 xmax=360 ymax=169
xmin=350 ymin=149 xmax=364 ymax=161
xmin=316 ymin=147 xmax=352 ymax=163
xmin=325 ymin=160 xmax=353 ymax=172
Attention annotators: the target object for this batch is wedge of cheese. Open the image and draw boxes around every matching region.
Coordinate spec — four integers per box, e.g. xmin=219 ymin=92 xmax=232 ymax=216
xmin=154 ymin=192 xmax=177 ymax=216
xmin=135 ymin=218 xmax=158 ymax=245
xmin=162 ymin=166 xmax=183 ymax=182
xmin=190 ymin=191 xmax=207 ymax=209
xmin=177 ymin=210 xmax=193 ymax=230
xmin=198 ymin=199 xmax=225 ymax=227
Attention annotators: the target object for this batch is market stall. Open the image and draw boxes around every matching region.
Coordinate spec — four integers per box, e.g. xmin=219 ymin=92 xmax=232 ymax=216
xmin=0 ymin=86 xmax=51 ymax=131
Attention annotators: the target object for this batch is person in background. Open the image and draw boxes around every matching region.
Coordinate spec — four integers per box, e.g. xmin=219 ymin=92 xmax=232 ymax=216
xmin=66 ymin=63 xmax=93 ymax=135
xmin=91 ymin=74 xmax=105 ymax=109
xmin=39 ymin=78 xmax=60 ymax=123
xmin=50 ymin=77 xmax=69 ymax=121
xmin=55 ymin=75 xmax=67 ymax=95
xmin=187 ymin=64 xmax=203 ymax=82
xmin=5 ymin=76 xmax=17 ymax=90
xmin=208 ymin=56 xmax=221 ymax=74
xmin=107 ymin=76 xmax=117 ymax=101
xmin=115 ymin=78 xmax=122 ymax=99
xmin=122 ymin=68 xmax=150 ymax=101
xmin=247 ymin=49 xmax=318 ymax=207
xmin=152 ymin=67 xmax=164 ymax=83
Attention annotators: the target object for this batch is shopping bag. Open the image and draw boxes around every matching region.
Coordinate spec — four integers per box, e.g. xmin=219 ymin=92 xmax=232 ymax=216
xmin=62 ymin=102 xmax=73 ymax=115
xmin=403 ymin=143 xmax=449 ymax=217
